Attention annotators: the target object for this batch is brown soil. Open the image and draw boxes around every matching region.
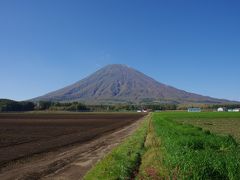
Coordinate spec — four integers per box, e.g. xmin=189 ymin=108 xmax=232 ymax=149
xmin=0 ymin=112 xmax=145 ymax=180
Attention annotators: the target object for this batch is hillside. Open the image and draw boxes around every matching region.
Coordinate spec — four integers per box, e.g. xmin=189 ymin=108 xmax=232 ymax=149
xmin=33 ymin=64 xmax=235 ymax=104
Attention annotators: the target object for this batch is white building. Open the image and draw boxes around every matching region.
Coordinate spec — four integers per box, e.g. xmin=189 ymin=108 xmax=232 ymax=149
xmin=137 ymin=109 xmax=148 ymax=113
xmin=217 ymin=107 xmax=224 ymax=112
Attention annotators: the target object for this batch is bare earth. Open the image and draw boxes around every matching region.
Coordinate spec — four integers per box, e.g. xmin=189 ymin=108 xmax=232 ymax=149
xmin=0 ymin=113 xmax=145 ymax=180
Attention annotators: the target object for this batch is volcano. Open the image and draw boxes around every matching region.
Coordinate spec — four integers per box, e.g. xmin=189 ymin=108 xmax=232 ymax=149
xmin=34 ymin=64 xmax=234 ymax=104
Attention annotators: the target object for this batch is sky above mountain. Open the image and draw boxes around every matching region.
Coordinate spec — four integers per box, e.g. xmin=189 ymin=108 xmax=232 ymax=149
xmin=0 ymin=0 xmax=239 ymax=101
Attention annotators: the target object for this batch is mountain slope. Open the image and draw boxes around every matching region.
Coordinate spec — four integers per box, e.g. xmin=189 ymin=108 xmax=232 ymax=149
xmin=34 ymin=64 xmax=234 ymax=104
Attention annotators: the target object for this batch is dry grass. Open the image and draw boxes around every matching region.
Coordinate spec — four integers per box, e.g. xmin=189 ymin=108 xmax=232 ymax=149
xmin=178 ymin=118 xmax=240 ymax=142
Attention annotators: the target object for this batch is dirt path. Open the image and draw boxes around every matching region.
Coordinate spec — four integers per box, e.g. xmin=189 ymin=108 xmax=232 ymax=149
xmin=0 ymin=117 xmax=144 ymax=180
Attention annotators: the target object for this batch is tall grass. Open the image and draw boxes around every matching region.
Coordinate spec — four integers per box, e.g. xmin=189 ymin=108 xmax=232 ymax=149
xmin=153 ymin=113 xmax=240 ymax=179
xmin=84 ymin=118 xmax=148 ymax=180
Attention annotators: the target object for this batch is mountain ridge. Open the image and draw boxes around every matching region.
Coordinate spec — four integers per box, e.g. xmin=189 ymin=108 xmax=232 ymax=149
xmin=33 ymin=64 xmax=236 ymax=104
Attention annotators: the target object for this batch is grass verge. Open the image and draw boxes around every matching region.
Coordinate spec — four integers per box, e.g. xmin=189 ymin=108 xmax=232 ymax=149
xmin=84 ymin=116 xmax=148 ymax=180
xmin=136 ymin=114 xmax=168 ymax=179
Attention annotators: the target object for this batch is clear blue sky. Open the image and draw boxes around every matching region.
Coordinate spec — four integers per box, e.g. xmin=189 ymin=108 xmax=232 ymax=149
xmin=0 ymin=0 xmax=239 ymax=101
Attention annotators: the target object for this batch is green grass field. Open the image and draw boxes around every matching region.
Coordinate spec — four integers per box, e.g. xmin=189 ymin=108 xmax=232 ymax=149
xmin=85 ymin=112 xmax=240 ymax=179
xmin=150 ymin=112 xmax=240 ymax=179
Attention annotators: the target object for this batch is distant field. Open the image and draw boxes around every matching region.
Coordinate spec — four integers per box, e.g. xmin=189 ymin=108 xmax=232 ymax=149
xmin=0 ymin=112 xmax=144 ymax=169
xmin=162 ymin=112 xmax=240 ymax=141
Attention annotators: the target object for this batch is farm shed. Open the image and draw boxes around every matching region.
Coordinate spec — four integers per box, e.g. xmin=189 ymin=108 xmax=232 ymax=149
xmin=233 ymin=109 xmax=240 ymax=112
xmin=228 ymin=109 xmax=239 ymax=112
xmin=188 ymin=108 xmax=201 ymax=112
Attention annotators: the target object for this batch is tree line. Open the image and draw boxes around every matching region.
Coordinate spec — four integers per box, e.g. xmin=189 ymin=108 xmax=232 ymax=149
xmin=1 ymin=99 xmax=239 ymax=112
xmin=0 ymin=99 xmax=177 ymax=112
xmin=0 ymin=99 xmax=35 ymax=112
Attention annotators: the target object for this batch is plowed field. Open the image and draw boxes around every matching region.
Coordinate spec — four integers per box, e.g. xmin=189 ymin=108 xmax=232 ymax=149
xmin=0 ymin=113 xmax=144 ymax=169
